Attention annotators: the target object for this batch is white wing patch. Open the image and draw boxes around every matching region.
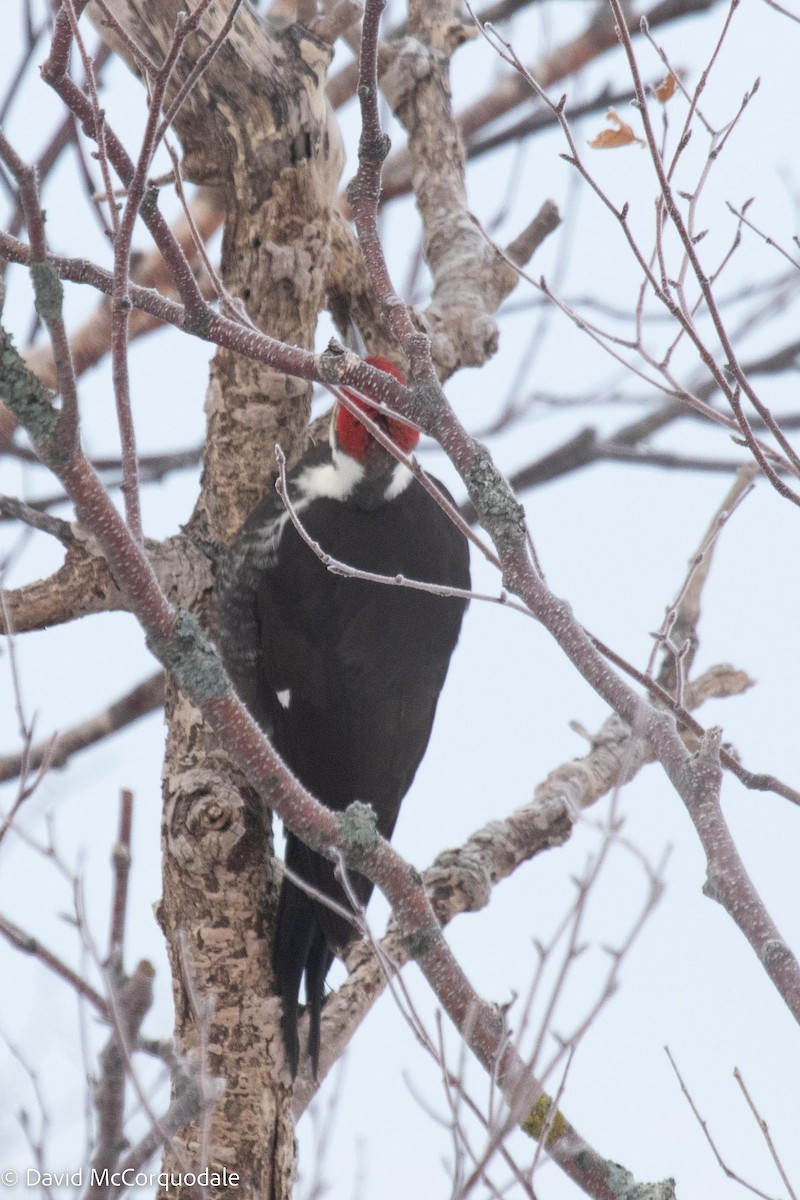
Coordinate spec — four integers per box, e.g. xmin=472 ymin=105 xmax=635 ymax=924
xmin=276 ymin=689 xmax=291 ymax=710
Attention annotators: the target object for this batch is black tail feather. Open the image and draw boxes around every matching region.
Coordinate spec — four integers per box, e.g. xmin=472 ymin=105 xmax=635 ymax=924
xmin=304 ymin=926 xmax=333 ymax=1077
xmin=274 ymin=827 xmax=385 ymax=1077
xmin=273 ymin=859 xmax=316 ymax=1077
xmin=274 ymin=834 xmax=341 ymax=1077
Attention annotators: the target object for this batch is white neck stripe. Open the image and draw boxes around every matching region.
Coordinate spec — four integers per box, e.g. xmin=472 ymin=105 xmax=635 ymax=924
xmin=295 ymin=449 xmax=366 ymax=503
xmin=383 ymin=462 xmax=413 ymax=501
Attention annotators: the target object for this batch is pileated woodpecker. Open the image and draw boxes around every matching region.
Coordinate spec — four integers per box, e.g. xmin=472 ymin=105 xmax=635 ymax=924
xmin=216 ymin=357 xmax=470 ymax=1075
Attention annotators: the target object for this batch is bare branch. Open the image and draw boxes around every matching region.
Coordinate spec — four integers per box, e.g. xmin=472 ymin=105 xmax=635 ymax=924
xmin=378 ymin=5 xmax=518 ymax=371
xmin=0 ymin=913 xmax=109 ymax=1019
xmin=607 ymin=0 xmax=800 ymax=503
xmin=312 ymin=0 xmax=363 ymax=44
xmin=20 ymin=188 xmax=223 ymax=394
xmin=650 ymin=465 xmax=757 ymax=694
xmin=87 ymin=961 xmax=156 ymax=1197
xmin=0 ymin=671 xmax=165 ymax=784
xmin=0 ymin=494 xmax=74 ymax=544
xmin=0 ymin=530 xmax=211 ymax=635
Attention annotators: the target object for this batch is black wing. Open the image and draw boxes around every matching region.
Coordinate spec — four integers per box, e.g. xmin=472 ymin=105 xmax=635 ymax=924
xmin=219 ymin=462 xmax=470 ymax=1074
xmin=216 ymin=486 xmax=290 ymax=735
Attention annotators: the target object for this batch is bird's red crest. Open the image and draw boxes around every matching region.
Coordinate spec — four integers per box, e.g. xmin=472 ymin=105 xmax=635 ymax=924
xmin=336 ymin=356 xmax=420 ymax=460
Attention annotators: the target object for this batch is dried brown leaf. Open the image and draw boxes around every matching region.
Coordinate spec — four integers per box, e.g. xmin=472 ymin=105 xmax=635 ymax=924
xmin=588 ymin=109 xmax=643 ymax=150
xmin=654 ymin=73 xmax=678 ymax=103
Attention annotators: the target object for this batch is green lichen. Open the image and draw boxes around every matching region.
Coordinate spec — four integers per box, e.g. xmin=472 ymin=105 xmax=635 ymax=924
xmin=30 ymin=259 xmax=64 ymax=326
xmin=465 ymin=444 xmax=525 ymax=550
xmin=407 ymin=864 xmax=423 ymax=888
xmin=0 ymin=328 xmax=59 ymax=443
xmin=521 ymin=1094 xmax=569 ymax=1147
xmin=148 ymin=608 xmax=228 ymax=699
xmin=607 ymin=1162 xmax=637 ymax=1197
xmin=338 ymin=801 xmax=378 ymax=853
xmin=402 ymin=927 xmax=437 ymax=959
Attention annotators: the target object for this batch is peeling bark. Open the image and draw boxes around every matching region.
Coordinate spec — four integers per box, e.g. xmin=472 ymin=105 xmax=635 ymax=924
xmin=158 ymin=685 xmax=294 ymax=1198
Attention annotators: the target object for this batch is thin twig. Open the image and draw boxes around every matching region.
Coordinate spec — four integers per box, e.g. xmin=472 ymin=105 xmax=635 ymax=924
xmin=108 ymin=789 xmax=134 ymax=972
xmin=274 ymin=445 xmax=525 ymax=612
xmin=733 ymin=1067 xmax=798 ymax=1200
xmin=664 ymin=1048 xmax=779 ymax=1200
xmin=608 ymin=0 xmax=800 ymax=499
xmin=0 ymin=914 xmax=109 ymax=1018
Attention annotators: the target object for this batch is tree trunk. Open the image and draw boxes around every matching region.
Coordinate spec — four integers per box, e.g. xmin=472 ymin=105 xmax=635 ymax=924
xmin=90 ymin=3 xmax=345 ymax=1195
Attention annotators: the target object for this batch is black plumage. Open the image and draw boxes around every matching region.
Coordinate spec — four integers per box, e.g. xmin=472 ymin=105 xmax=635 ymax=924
xmin=217 ymin=364 xmax=470 ymax=1075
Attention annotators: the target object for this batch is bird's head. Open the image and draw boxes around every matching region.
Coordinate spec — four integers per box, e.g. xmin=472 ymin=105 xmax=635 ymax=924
xmin=334 ymin=357 xmax=420 ymax=467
